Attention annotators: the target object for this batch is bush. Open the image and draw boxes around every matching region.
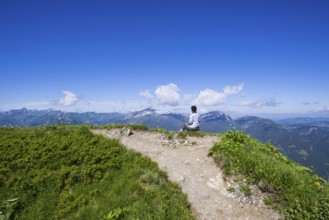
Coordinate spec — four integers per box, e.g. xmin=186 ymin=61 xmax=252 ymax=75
xmin=209 ymin=130 xmax=329 ymax=220
xmin=0 ymin=126 xmax=194 ymax=219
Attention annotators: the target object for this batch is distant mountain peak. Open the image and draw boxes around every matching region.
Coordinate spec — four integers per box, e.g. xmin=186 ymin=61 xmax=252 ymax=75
xmin=125 ymin=107 xmax=157 ymax=118
xmin=201 ymin=111 xmax=233 ymax=122
xmin=141 ymin=107 xmax=156 ymax=112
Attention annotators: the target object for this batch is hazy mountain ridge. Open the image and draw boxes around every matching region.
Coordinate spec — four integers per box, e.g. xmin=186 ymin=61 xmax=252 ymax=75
xmin=277 ymin=117 xmax=329 ymax=130
xmin=1 ymin=108 xmax=329 ymax=180
xmin=235 ymin=116 xmax=329 ymax=179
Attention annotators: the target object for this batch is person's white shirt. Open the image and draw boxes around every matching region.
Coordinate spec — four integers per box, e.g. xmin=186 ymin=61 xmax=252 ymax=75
xmin=188 ymin=112 xmax=200 ymax=129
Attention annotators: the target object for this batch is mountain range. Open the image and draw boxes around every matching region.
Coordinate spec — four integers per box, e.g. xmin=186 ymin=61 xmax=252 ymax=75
xmin=1 ymin=107 xmax=329 ymax=180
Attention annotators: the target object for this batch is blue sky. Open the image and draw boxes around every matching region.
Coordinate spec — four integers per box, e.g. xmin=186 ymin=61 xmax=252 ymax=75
xmin=1 ymin=0 xmax=328 ymax=118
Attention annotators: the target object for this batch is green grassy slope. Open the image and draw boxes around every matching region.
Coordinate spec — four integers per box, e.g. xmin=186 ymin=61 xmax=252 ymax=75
xmin=209 ymin=130 xmax=329 ymax=220
xmin=2 ymin=125 xmax=328 ymax=220
xmin=0 ymin=126 xmax=194 ymax=220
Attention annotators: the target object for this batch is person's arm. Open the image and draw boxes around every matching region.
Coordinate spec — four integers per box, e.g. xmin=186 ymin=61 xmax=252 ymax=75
xmin=187 ymin=114 xmax=193 ymax=125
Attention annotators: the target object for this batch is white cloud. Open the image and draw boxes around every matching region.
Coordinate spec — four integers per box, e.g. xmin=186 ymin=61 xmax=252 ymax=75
xmin=55 ymin=90 xmax=78 ymax=107
xmin=193 ymin=83 xmax=244 ymax=106
xmin=183 ymin=94 xmax=193 ymax=101
xmin=155 ymin=83 xmax=180 ymax=106
xmin=193 ymin=89 xmax=227 ymax=106
xmin=238 ymin=98 xmax=280 ymax=108
xmin=139 ymin=90 xmax=154 ymax=98
xmin=314 ymin=105 xmax=329 ymax=113
xmin=223 ymin=83 xmax=244 ymax=95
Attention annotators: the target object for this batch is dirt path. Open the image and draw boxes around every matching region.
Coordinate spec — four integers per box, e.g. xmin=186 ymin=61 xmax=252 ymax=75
xmin=92 ymin=129 xmax=282 ymax=220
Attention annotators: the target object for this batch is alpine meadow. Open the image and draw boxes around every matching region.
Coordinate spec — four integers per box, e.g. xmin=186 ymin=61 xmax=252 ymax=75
xmin=0 ymin=125 xmax=194 ymax=219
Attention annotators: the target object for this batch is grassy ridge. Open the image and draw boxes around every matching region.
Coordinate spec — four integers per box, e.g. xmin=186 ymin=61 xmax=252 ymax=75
xmin=209 ymin=130 xmax=329 ymax=220
xmin=0 ymin=126 xmax=194 ymax=219
xmin=3 ymin=125 xmax=328 ymax=219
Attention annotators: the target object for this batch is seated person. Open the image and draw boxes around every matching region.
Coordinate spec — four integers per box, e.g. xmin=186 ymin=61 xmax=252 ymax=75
xmin=180 ymin=105 xmax=200 ymax=132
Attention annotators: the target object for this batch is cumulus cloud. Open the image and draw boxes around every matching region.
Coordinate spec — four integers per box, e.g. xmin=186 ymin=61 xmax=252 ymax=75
xmin=183 ymin=94 xmax=193 ymax=102
xmin=55 ymin=90 xmax=78 ymax=107
xmin=238 ymin=98 xmax=280 ymax=108
xmin=314 ymin=105 xmax=329 ymax=113
xmin=155 ymin=83 xmax=180 ymax=106
xmin=193 ymin=83 xmax=244 ymax=106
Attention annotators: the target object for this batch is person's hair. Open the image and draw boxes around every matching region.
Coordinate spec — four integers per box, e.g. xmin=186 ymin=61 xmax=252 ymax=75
xmin=191 ymin=105 xmax=197 ymax=113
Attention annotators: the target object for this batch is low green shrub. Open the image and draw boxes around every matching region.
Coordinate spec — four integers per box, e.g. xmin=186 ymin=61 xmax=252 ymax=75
xmin=0 ymin=126 xmax=194 ymax=219
xmin=209 ymin=130 xmax=329 ymax=220
xmin=186 ymin=130 xmax=206 ymax=137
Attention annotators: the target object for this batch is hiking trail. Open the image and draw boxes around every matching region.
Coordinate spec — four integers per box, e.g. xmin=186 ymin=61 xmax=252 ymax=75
xmin=92 ymin=128 xmax=282 ymax=220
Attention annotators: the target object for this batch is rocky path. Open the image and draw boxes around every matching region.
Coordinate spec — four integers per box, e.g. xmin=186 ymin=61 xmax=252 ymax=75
xmin=92 ymin=129 xmax=282 ymax=220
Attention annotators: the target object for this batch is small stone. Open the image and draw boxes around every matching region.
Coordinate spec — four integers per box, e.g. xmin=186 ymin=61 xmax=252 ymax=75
xmin=120 ymin=127 xmax=133 ymax=136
